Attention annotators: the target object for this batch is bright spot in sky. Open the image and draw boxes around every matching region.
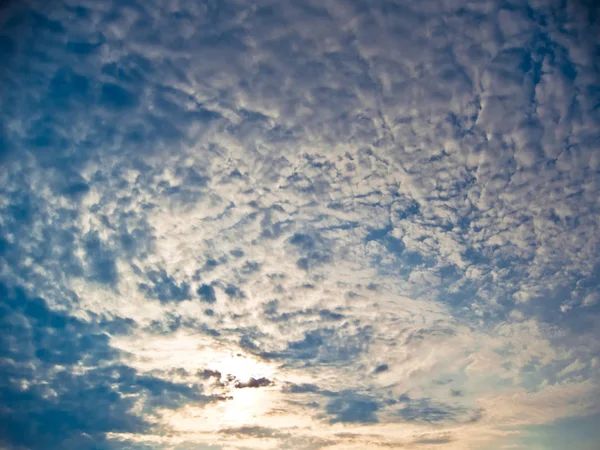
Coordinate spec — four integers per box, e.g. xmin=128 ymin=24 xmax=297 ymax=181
xmin=221 ymin=388 xmax=267 ymax=424
xmin=111 ymin=331 xmax=275 ymax=386
xmin=215 ymin=352 xmax=273 ymax=383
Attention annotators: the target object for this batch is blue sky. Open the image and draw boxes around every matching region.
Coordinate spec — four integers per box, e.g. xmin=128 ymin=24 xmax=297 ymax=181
xmin=0 ymin=0 xmax=599 ymax=448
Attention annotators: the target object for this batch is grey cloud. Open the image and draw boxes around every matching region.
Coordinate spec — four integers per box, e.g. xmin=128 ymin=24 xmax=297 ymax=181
xmin=289 ymin=231 xmax=333 ymax=271
xmin=404 ymin=327 xmax=456 ymax=346
xmin=234 ymin=377 xmax=273 ymax=389
xmin=263 ymin=307 xmax=344 ymax=324
xmin=197 ymin=369 xmax=222 ymax=380
xmin=218 ymin=425 xmax=335 ymax=450
xmin=229 ymin=248 xmax=244 ymax=258
xmin=138 ymin=269 xmax=191 ymax=304
xmin=223 ymin=283 xmax=246 ymax=300
xmin=239 ymin=260 xmax=261 ymax=275
xmin=397 ymin=396 xmax=481 ymax=425
xmin=259 ymin=206 xmax=295 ymax=240
xmin=283 ymin=382 xmax=384 ymax=425
xmin=373 ymin=364 xmax=389 ymax=374
xmin=283 ymin=383 xmax=323 ymax=395
xmin=292 ymin=382 xmax=428 ymax=430
xmin=197 ymin=284 xmax=217 ymax=304
xmin=96 ymin=315 xmax=138 ymax=336
xmin=219 ymin=426 xmax=290 ymax=440
xmin=202 ymin=258 xmax=220 ymax=272
xmin=319 ymin=309 xmax=345 ymax=321
xmin=83 ymin=231 xmax=119 ymax=285
xmin=280 ymin=326 xmax=372 ymax=364
xmin=413 ymin=436 xmax=453 ymax=445
xmin=143 ymin=314 xmax=220 ymax=338
xmin=365 ymin=225 xmax=406 ymax=258
xmin=325 ymin=392 xmax=380 ymax=424
xmin=263 ymin=299 xmax=279 ymax=316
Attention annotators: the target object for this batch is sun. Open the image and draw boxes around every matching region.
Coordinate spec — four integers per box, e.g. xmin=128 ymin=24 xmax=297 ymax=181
xmin=203 ymin=352 xmax=276 ymax=425
xmin=214 ymin=353 xmax=272 ymax=384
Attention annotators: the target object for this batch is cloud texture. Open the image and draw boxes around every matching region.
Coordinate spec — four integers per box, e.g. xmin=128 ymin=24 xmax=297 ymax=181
xmin=1 ymin=0 xmax=599 ymax=448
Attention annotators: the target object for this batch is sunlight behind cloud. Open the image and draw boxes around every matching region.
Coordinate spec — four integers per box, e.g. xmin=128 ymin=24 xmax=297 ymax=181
xmin=112 ymin=331 xmax=276 ymax=382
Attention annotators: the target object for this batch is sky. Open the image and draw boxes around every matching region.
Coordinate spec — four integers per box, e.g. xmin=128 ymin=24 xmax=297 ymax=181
xmin=0 ymin=0 xmax=599 ymax=449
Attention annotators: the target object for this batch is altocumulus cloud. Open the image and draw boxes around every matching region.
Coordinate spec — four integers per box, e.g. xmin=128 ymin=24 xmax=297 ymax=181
xmin=1 ymin=0 xmax=600 ymax=449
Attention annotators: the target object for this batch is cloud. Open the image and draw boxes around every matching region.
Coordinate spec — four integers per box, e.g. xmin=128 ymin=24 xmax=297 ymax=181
xmin=413 ymin=436 xmax=453 ymax=445
xmin=289 ymin=231 xmax=334 ymax=271
xmin=197 ymin=369 xmax=222 ymax=380
xmin=197 ymin=284 xmax=217 ymax=304
xmin=373 ymin=364 xmax=389 ymax=374
xmin=396 ymin=396 xmax=480 ymax=424
xmin=325 ymin=392 xmax=381 ymax=424
xmin=274 ymin=326 xmax=372 ymax=364
xmin=0 ymin=282 xmax=221 ymax=450
xmin=234 ymin=377 xmax=273 ymax=389
xmin=0 ymin=0 xmax=599 ymax=448
xmin=219 ymin=426 xmax=290 ymax=440
xmin=138 ymin=269 xmax=191 ymax=303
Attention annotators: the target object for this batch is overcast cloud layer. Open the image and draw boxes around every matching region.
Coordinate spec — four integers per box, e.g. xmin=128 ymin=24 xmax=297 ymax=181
xmin=1 ymin=0 xmax=599 ymax=449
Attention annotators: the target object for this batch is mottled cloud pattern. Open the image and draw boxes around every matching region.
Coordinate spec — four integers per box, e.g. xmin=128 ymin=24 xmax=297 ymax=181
xmin=0 ymin=0 xmax=599 ymax=448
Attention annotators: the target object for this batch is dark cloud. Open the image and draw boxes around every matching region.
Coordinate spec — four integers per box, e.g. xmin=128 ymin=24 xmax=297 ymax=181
xmin=218 ymin=425 xmax=335 ymax=449
xmin=325 ymin=392 xmax=380 ymax=424
xmin=229 ymin=248 xmax=244 ymax=258
xmin=289 ymin=231 xmax=333 ymax=271
xmin=283 ymin=383 xmax=388 ymax=425
xmin=223 ymin=283 xmax=245 ymax=300
xmin=404 ymin=327 xmax=456 ymax=345
xmin=97 ymin=315 xmax=137 ymax=336
xmin=397 ymin=396 xmax=480 ymax=424
xmin=197 ymin=284 xmax=217 ymax=304
xmin=365 ymin=225 xmax=405 ymax=258
xmin=143 ymin=314 xmax=220 ymax=338
xmin=220 ymin=426 xmax=290 ymax=439
xmin=279 ymin=326 xmax=372 ymax=364
xmin=283 ymin=383 xmax=323 ymax=394
xmin=202 ymin=258 xmax=220 ymax=272
xmin=286 ymin=330 xmax=327 ymax=360
xmin=263 ymin=299 xmax=279 ymax=315
xmin=138 ymin=269 xmax=190 ymax=303
xmin=130 ymin=374 xmax=213 ymax=410
xmin=259 ymin=207 xmax=295 ymax=240
xmin=83 ymin=231 xmax=119 ymax=285
xmin=373 ymin=364 xmax=389 ymax=374
xmin=239 ymin=260 xmax=261 ymax=275
xmin=319 ymin=309 xmax=345 ymax=321
xmin=234 ymin=377 xmax=273 ymax=389
xmin=197 ymin=369 xmax=222 ymax=380
xmin=414 ymin=436 xmax=453 ymax=445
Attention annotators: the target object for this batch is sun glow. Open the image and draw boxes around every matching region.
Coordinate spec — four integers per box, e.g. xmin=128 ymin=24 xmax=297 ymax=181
xmin=111 ymin=331 xmax=276 ymax=381
xmin=213 ymin=352 xmax=273 ymax=384
xmin=111 ymin=331 xmax=280 ymax=426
